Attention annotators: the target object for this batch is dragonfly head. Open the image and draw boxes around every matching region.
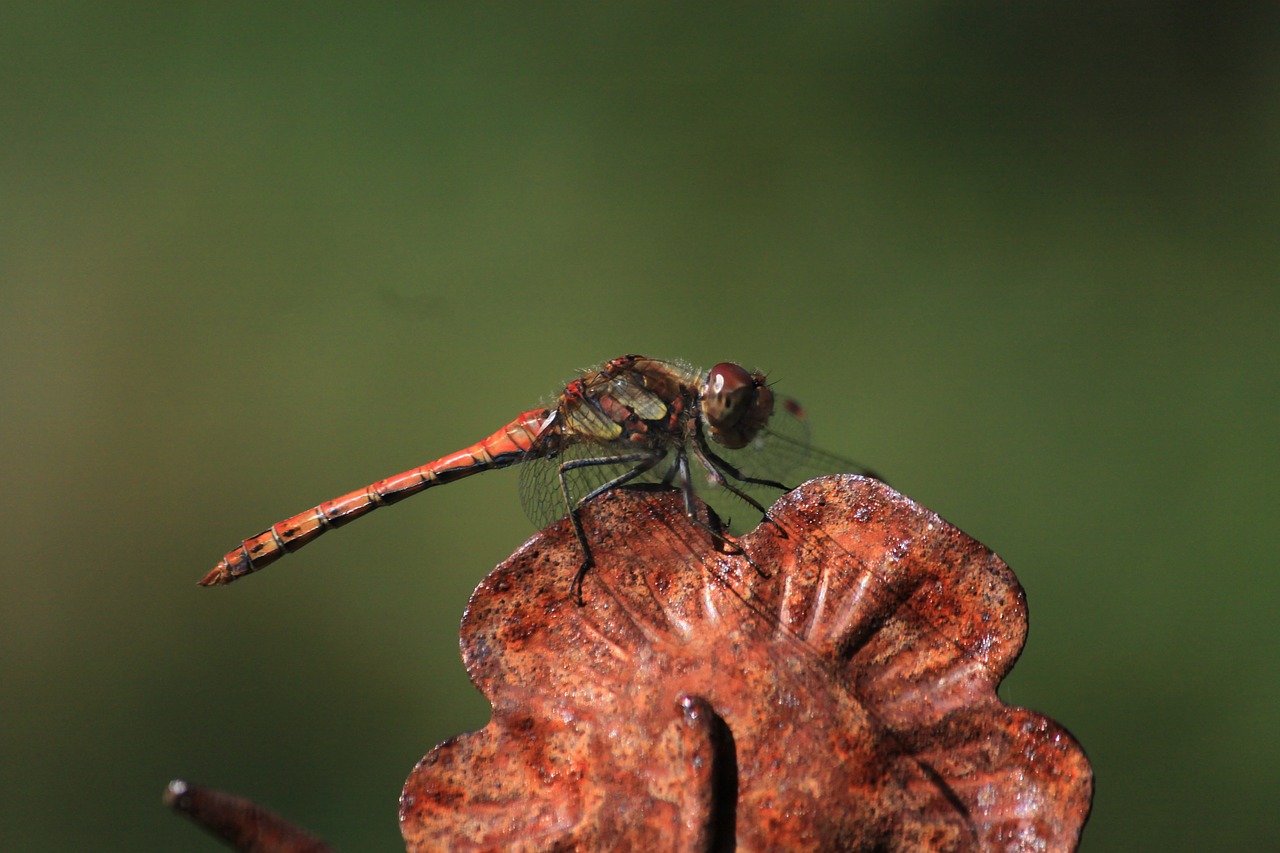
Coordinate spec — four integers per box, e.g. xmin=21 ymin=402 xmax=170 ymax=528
xmin=702 ymin=362 xmax=774 ymax=449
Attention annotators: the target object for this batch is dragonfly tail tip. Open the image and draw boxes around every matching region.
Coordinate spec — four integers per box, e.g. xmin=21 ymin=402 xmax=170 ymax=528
xmin=196 ymin=566 xmax=230 ymax=587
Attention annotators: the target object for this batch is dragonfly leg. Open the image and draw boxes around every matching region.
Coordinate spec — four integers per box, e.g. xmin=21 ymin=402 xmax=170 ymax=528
xmin=558 ymin=450 xmax=665 ymax=604
xmin=672 ymin=450 xmax=766 ymax=575
xmin=690 ymin=440 xmax=779 ymax=517
xmin=689 ymin=434 xmax=795 ymax=551
xmin=699 ymin=432 xmax=790 ymax=488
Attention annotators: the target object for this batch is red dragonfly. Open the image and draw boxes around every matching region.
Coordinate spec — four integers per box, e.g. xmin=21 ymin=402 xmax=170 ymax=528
xmin=201 ymin=355 xmax=852 ymax=595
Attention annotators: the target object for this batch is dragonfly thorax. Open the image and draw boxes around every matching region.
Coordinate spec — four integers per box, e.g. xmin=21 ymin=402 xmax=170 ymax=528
xmin=701 ymin=362 xmax=774 ymax=450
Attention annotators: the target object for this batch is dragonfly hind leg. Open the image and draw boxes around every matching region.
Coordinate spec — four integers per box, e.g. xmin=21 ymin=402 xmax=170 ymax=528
xmin=558 ymin=450 xmax=665 ymax=604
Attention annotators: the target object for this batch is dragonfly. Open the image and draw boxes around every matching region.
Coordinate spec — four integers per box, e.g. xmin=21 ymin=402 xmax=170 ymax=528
xmin=200 ymin=355 xmax=861 ymax=596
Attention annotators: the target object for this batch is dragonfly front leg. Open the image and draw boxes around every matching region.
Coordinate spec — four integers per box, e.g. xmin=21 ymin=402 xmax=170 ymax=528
xmin=689 ymin=432 xmax=794 ymax=557
xmin=558 ymin=450 xmax=665 ymax=603
xmin=673 ymin=449 xmax=763 ymax=572
xmin=690 ymin=437 xmax=782 ymax=518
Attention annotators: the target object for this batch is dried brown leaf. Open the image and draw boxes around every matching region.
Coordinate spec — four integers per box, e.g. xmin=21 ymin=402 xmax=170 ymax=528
xmin=400 ymin=476 xmax=1093 ymax=852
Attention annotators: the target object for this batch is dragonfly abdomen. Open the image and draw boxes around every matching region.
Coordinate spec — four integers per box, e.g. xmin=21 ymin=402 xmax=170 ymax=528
xmin=199 ymin=408 xmax=552 ymax=586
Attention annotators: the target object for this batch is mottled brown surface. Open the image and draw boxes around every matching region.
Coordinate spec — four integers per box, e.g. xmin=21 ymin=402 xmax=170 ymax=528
xmin=164 ymin=779 xmax=335 ymax=853
xmin=400 ymin=475 xmax=1093 ymax=852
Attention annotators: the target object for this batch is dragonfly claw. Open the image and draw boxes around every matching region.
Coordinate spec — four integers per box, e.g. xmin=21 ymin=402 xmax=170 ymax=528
xmin=571 ymin=557 xmax=593 ymax=606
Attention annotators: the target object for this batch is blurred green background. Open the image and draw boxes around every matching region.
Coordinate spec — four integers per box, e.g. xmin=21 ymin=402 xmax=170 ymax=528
xmin=2 ymin=4 xmax=1276 ymax=851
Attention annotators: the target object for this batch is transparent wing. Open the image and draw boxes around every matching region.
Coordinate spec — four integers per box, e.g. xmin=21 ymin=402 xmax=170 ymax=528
xmin=519 ymin=397 xmax=879 ymax=535
xmin=518 ymin=438 xmax=683 ymax=530
xmin=711 ymin=397 xmax=811 ymax=485
xmin=694 ymin=396 xmax=871 ymax=530
xmin=721 ymin=396 xmax=879 ymax=479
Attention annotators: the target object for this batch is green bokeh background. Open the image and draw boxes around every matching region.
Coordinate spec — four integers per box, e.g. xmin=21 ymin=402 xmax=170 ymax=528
xmin=3 ymin=5 xmax=1276 ymax=851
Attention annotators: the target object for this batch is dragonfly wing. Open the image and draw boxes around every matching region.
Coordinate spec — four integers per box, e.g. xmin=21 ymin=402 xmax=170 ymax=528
xmin=562 ymin=400 xmax=623 ymax=442
xmin=519 ymin=361 xmax=688 ymax=530
xmin=691 ymin=397 xmax=810 ymax=529
xmin=713 ymin=396 xmax=812 ymax=486
xmin=606 ymin=377 xmax=669 ymax=421
xmin=517 ymin=438 xmax=681 ymax=529
xmin=695 ymin=396 xmax=880 ymax=531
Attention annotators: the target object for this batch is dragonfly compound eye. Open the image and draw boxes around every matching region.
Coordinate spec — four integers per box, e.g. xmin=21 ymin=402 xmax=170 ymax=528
xmin=703 ymin=362 xmax=775 ymax=449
